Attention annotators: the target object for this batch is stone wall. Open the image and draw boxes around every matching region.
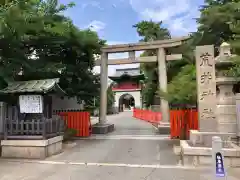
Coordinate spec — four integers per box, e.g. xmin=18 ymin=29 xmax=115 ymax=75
xmin=51 ymin=95 xmax=84 ymax=112
xmin=1 ymin=136 xmax=63 ymax=159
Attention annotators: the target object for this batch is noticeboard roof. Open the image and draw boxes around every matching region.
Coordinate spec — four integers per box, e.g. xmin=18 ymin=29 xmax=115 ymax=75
xmin=0 ymin=78 xmax=65 ymax=94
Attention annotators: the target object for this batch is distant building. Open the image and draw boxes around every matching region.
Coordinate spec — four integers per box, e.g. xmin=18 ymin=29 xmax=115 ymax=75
xmin=109 ymin=67 xmax=144 ymax=112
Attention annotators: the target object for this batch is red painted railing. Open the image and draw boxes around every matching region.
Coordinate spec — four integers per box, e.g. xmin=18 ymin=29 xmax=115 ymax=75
xmin=59 ymin=111 xmax=92 ymax=137
xmin=170 ymin=109 xmax=198 ymax=139
xmin=133 ymin=108 xmax=199 ymax=139
xmin=133 ymin=108 xmax=162 ymax=124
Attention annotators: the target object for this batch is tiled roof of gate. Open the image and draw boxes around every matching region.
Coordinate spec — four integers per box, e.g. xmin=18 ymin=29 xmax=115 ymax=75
xmin=0 ymin=78 xmax=65 ymax=94
xmin=110 ymin=67 xmax=143 ymax=77
xmin=109 ymin=68 xmax=145 ymax=82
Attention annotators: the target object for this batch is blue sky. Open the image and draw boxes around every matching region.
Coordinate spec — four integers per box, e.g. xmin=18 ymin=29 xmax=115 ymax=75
xmin=59 ymin=0 xmax=205 ymax=75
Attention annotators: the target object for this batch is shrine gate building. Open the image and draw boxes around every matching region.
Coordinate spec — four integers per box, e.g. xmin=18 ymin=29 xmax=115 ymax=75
xmin=109 ymin=67 xmax=144 ymax=112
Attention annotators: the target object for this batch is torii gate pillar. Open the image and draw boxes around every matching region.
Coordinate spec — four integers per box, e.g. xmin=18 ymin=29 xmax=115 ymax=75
xmin=99 ymin=52 xmax=108 ymax=124
xmin=157 ymin=48 xmax=169 ymax=123
xmin=92 ymin=52 xmax=115 ymax=134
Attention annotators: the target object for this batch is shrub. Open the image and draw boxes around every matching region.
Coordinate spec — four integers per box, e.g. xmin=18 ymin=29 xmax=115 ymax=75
xmin=63 ymin=128 xmax=78 ymax=142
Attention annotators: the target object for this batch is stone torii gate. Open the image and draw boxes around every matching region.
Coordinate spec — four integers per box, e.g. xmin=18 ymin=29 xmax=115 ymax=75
xmin=92 ymin=37 xmax=189 ymax=134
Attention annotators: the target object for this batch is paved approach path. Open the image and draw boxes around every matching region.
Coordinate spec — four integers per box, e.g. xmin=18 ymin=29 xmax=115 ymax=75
xmin=94 ymin=111 xmax=159 ymax=135
xmin=0 ymin=112 xmax=239 ymax=179
xmin=47 ymin=111 xmax=176 ymax=165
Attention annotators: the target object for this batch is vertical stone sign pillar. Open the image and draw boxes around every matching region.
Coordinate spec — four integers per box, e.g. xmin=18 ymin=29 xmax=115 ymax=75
xmin=196 ymin=45 xmax=217 ymax=132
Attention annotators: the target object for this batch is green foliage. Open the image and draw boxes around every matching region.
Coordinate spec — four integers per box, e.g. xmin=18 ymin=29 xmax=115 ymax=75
xmin=107 ymin=84 xmax=115 ymax=109
xmin=203 ymin=0 xmax=240 ymax=77
xmin=0 ymin=0 xmax=104 ymax=106
xmin=133 ymin=20 xmax=170 ymax=42
xmin=63 ymin=128 xmax=77 ymax=142
xmin=142 ymin=82 xmax=158 ymax=107
xmin=230 ymin=12 xmax=240 ymax=75
xmin=231 ymin=21 xmax=240 ymax=55
xmin=197 ymin=0 xmax=239 ymax=49
xmin=159 ymin=65 xmax=197 ymax=105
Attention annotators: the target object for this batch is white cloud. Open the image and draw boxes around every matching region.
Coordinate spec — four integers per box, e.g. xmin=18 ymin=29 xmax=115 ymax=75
xmin=93 ymin=41 xmax=142 ymax=76
xmin=81 ymin=1 xmax=103 ymax=11
xmin=129 ymin=0 xmax=202 ymax=35
xmin=86 ymin=20 xmax=106 ymax=32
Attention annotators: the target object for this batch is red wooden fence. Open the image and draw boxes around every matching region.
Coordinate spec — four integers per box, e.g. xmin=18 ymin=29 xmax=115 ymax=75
xmin=133 ymin=108 xmax=162 ymax=124
xmin=170 ymin=109 xmax=198 ymax=139
xmin=133 ymin=108 xmax=199 ymax=139
xmin=59 ymin=111 xmax=92 ymax=137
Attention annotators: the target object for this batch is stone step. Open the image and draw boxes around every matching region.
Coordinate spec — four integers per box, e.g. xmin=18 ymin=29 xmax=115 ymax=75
xmin=157 ymin=126 xmax=171 ymax=135
xmin=152 ymin=122 xmax=171 ymax=135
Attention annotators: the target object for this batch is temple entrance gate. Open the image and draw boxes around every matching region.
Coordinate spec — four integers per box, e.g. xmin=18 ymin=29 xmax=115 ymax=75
xmin=93 ymin=37 xmax=189 ymax=134
xmin=118 ymin=93 xmax=135 ymax=112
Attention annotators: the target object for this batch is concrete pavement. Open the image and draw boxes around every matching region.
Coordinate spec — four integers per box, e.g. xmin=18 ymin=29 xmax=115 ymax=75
xmin=0 ymin=112 xmax=240 ymax=179
xmin=47 ymin=139 xmax=179 ymax=165
xmin=92 ymin=111 xmax=159 ymax=135
xmin=0 ymin=160 xmax=239 ymax=180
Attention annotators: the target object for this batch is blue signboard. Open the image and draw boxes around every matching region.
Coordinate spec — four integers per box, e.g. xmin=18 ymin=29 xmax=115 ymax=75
xmin=215 ymin=152 xmax=225 ymax=177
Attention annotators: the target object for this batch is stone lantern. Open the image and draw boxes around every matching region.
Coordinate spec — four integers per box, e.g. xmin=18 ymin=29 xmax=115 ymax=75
xmin=215 ymin=42 xmax=237 ymax=133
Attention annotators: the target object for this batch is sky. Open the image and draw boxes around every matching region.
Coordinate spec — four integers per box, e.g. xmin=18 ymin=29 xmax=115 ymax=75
xmin=59 ymin=0 xmax=205 ymax=76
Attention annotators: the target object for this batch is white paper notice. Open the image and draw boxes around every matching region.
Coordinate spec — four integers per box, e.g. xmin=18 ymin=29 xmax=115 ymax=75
xmin=19 ymin=95 xmax=43 ymax=113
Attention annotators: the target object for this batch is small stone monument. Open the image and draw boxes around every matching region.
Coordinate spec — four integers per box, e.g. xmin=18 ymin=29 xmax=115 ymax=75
xmin=195 ymin=45 xmax=217 ymax=132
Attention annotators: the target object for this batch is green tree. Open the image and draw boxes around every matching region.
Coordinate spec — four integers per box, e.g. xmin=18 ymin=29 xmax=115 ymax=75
xmin=0 ymin=0 xmax=104 ymax=106
xmin=228 ymin=18 xmax=240 ymax=77
xmin=133 ymin=20 xmax=170 ymax=42
xmin=159 ymin=64 xmax=197 ymax=105
xmin=107 ymin=84 xmax=115 ymax=109
xmin=196 ymin=0 xmax=240 ymax=77
xmin=197 ymin=0 xmax=239 ymax=51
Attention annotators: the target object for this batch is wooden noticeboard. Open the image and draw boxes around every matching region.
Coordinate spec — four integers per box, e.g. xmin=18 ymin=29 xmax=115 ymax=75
xmin=19 ymin=95 xmax=43 ymax=113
